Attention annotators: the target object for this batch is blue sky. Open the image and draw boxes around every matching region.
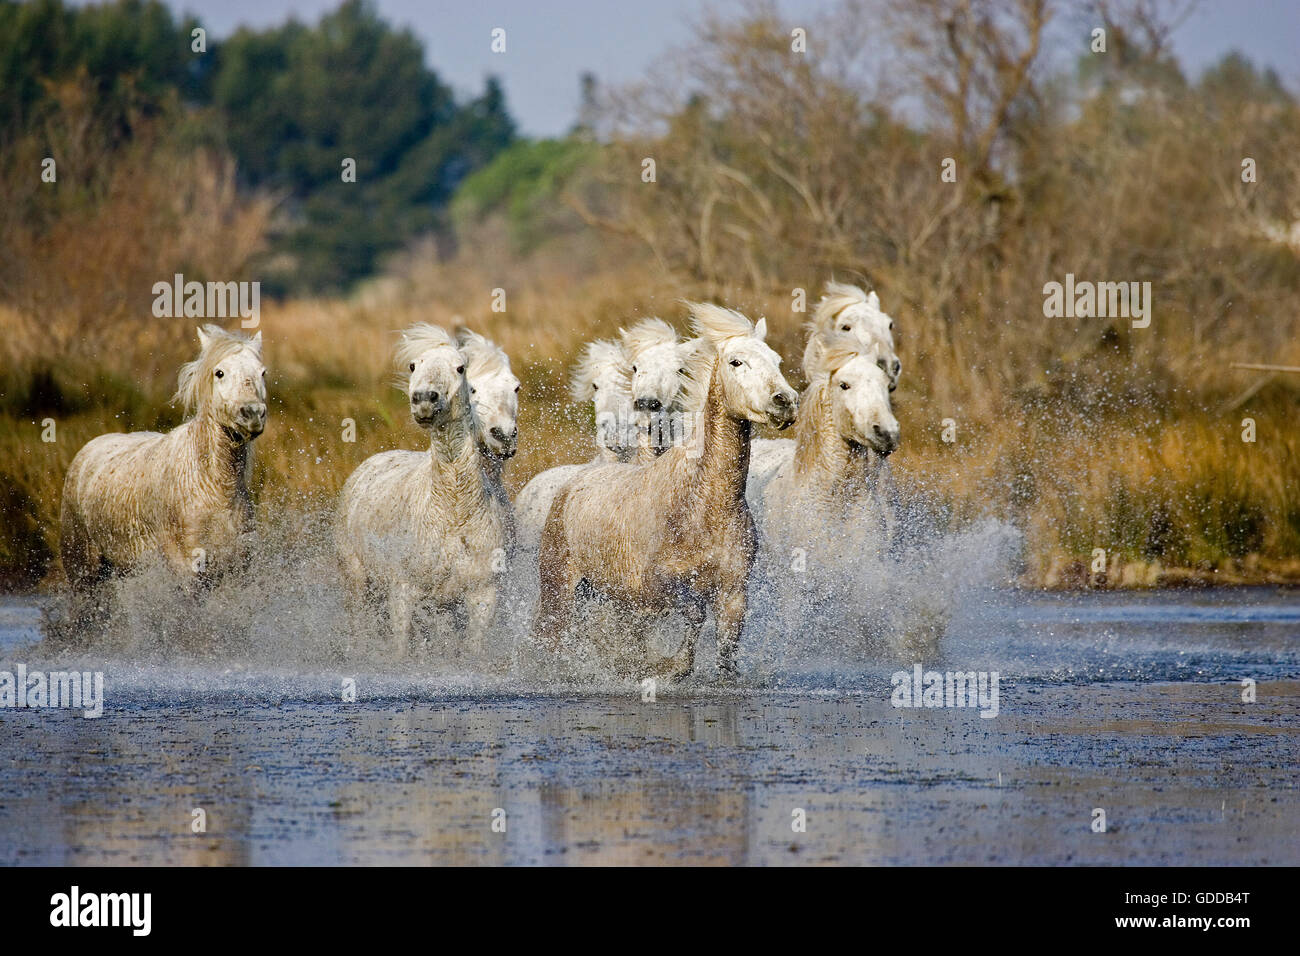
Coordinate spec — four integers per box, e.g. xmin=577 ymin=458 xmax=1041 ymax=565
xmin=167 ymin=0 xmax=1300 ymax=136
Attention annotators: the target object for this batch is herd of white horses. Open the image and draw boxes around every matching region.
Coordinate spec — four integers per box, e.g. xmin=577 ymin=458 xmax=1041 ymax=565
xmin=57 ymin=282 xmax=906 ymax=679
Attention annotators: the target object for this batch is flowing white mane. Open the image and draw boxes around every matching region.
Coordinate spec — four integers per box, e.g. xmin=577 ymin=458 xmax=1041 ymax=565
xmin=688 ymin=301 xmax=757 ymax=345
xmin=679 ymin=301 xmax=761 ymax=412
xmin=457 ymin=328 xmax=513 ymax=379
xmin=619 ymin=317 xmax=678 ymax=358
xmin=173 ymin=324 xmax=261 ymax=415
xmin=396 ymin=322 xmax=458 ymax=368
xmin=805 ymin=331 xmax=878 ymax=380
xmin=809 ymin=281 xmax=878 ymax=334
xmin=569 ymin=339 xmax=627 ymax=403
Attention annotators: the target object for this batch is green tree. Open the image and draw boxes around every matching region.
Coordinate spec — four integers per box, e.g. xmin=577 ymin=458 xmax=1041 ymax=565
xmin=212 ymin=0 xmax=515 ymax=291
xmin=0 ymin=0 xmax=206 ymax=137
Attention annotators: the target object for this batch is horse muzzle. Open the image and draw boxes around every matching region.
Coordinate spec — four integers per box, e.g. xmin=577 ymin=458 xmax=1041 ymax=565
xmin=237 ymin=403 xmax=267 ymax=437
xmin=488 ymin=426 xmax=518 ymax=459
xmin=411 ymin=391 xmax=449 ymax=426
xmin=869 ymin=424 xmax=900 ymax=457
xmin=769 ymin=391 xmax=798 ymax=430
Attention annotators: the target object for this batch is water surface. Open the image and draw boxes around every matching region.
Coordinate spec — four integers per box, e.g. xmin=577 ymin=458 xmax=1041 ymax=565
xmin=0 ymin=588 xmax=1296 ymax=865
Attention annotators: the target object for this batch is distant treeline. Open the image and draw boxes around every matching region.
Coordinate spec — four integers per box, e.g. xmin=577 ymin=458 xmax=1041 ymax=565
xmin=0 ymin=0 xmax=516 ymax=292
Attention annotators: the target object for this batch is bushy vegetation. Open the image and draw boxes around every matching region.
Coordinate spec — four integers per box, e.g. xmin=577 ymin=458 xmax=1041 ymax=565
xmin=0 ymin=0 xmax=514 ymax=294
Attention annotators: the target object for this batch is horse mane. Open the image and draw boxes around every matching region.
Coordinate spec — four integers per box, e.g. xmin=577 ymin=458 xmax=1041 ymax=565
xmin=618 ymin=317 xmax=678 ymax=359
xmin=808 ymin=281 xmax=872 ymax=334
xmin=456 ymin=328 xmax=513 ymax=379
xmin=173 ymin=324 xmax=260 ymax=416
xmin=804 ymin=330 xmax=876 ymax=381
xmin=792 ymin=375 xmax=832 ymax=474
xmin=569 ymin=338 xmax=627 ymax=403
xmin=396 ymin=322 xmax=457 ymax=367
xmin=678 ymin=302 xmax=759 ymax=414
xmin=687 ymin=301 xmax=756 ymax=345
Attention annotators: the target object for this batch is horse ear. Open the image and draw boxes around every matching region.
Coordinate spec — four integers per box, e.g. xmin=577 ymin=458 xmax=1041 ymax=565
xmin=250 ymin=330 xmax=263 ymax=355
xmin=867 ymin=291 xmax=880 ymax=310
xmin=754 ymin=316 xmax=768 ymax=340
xmin=196 ymin=326 xmax=213 ymax=350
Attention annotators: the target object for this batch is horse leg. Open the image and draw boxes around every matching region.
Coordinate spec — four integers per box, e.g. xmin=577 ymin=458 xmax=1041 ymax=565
xmin=463 ymin=583 xmax=496 ymax=658
xmin=387 ymin=582 xmax=413 ymax=659
xmin=533 ymin=558 xmax=575 ymax=651
xmin=652 ymin=618 xmax=702 ymax=682
xmin=533 ymin=490 xmax=575 ymax=651
xmin=338 ymin=564 xmax=366 ymax=658
xmin=58 ymin=507 xmax=101 ymax=647
xmin=713 ymin=586 xmax=748 ymax=679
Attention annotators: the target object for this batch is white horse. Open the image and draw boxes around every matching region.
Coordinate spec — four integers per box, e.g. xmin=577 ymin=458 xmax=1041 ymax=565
xmin=619 ymin=317 xmax=700 ymax=460
xmin=535 ymin=303 xmax=797 ymax=680
xmin=803 ymin=281 xmax=901 ymax=391
xmin=744 ymin=334 xmax=934 ymax=658
xmin=513 ymin=338 xmax=634 ymax=553
xmin=456 ymin=328 xmax=520 ymax=511
xmin=58 ymin=325 xmax=267 ymax=640
xmin=747 ymin=335 xmax=899 ymax=556
xmin=335 ymin=323 xmax=509 ymax=658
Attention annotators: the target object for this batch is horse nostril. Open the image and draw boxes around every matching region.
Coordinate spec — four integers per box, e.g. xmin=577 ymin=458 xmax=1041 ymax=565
xmin=772 ymin=392 xmax=791 ymax=407
xmin=429 ymin=391 xmax=439 ymax=403
xmin=490 ymin=426 xmax=507 ymax=442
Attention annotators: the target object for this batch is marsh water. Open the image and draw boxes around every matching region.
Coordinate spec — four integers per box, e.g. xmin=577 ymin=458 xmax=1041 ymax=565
xmin=1 ymin=584 xmax=1296 ymax=865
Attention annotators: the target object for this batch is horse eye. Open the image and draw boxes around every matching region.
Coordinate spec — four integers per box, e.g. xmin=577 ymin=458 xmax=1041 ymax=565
xmin=592 ymin=383 xmax=598 ymax=391
xmin=456 ymin=365 xmax=465 ymax=375
xmin=729 ymin=359 xmax=742 ymax=367
xmin=514 ymin=385 xmax=520 ymax=393
xmin=889 ymin=321 xmax=894 ymax=329
xmin=215 ymin=369 xmax=224 ymax=379
xmin=631 ymin=365 xmax=637 ymax=373
xmin=841 ymin=325 xmax=851 ymax=331
xmin=409 ymin=363 xmax=415 ymax=372
xmin=840 ymin=381 xmax=850 ymax=390
xmin=678 ymin=368 xmax=686 ymax=375
xmin=470 ymin=387 xmax=476 ymax=394
xmin=261 ymin=369 xmax=266 ymax=377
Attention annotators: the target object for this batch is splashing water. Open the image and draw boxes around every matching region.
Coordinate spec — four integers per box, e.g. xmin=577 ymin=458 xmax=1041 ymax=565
xmin=20 ymin=486 xmax=1024 ymax=691
xmin=16 ymin=491 xmax=1296 ymax=700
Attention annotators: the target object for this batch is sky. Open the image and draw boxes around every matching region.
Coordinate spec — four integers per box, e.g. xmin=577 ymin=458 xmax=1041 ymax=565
xmin=156 ymin=0 xmax=1300 ymax=137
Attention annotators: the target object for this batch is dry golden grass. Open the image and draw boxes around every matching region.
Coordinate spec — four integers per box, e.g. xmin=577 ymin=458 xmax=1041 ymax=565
xmin=3 ymin=253 xmax=1297 ymax=590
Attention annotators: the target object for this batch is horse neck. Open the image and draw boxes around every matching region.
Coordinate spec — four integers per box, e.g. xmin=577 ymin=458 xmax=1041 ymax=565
xmin=688 ymin=360 xmax=751 ymax=505
xmin=187 ymin=407 xmax=253 ymax=499
xmin=426 ymin=401 xmax=489 ymax=511
xmin=792 ymin=382 xmax=877 ymax=503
